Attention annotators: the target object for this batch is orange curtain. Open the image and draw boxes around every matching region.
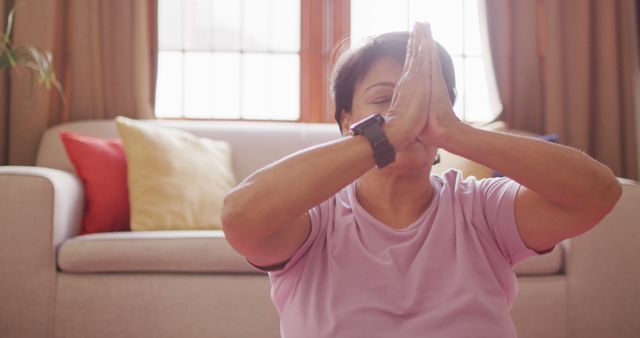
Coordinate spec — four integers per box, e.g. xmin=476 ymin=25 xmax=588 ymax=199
xmin=0 ymin=0 xmax=157 ymax=165
xmin=0 ymin=0 xmax=12 ymax=164
xmin=485 ymin=0 xmax=639 ymax=180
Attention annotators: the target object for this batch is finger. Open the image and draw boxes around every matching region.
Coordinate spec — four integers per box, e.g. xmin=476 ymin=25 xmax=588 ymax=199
xmin=416 ymin=39 xmax=428 ymax=73
xmin=430 ymin=40 xmax=447 ymax=90
xmin=423 ymin=22 xmax=433 ymax=43
xmin=413 ymin=24 xmax=431 ymax=84
xmin=408 ymin=22 xmax=419 ymax=57
xmin=415 ymin=38 xmax=432 ymax=112
xmin=409 ymin=22 xmax=427 ymax=70
xmin=423 ymin=21 xmax=442 ymax=84
xmin=402 ymin=22 xmax=419 ymax=74
xmin=421 ymin=22 xmax=433 ymax=75
xmin=425 ymin=38 xmax=434 ymax=106
xmin=402 ymin=24 xmax=425 ymax=81
xmin=413 ymin=22 xmax=425 ymax=56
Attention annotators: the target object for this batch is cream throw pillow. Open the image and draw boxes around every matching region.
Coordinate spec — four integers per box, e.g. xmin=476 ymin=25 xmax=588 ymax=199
xmin=116 ymin=117 xmax=236 ymax=231
xmin=432 ymin=121 xmax=508 ymax=179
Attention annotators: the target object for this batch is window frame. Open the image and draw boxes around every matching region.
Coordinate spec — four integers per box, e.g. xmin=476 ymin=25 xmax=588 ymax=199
xmin=156 ymin=0 xmax=495 ymax=124
xmin=155 ymin=0 xmax=349 ymax=123
xmin=300 ymin=0 xmax=350 ymax=123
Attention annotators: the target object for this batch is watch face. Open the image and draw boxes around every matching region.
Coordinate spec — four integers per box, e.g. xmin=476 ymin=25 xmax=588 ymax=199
xmin=348 ymin=113 xmax=395 ymax=168
xmin=350 ymin=113 xmax=384 ymax=135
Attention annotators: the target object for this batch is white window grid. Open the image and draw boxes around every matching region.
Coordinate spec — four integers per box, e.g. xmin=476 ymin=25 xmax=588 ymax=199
xmin=156 ymin=0 xmax=301 ymax=120
xmin=351 ymin=0 xmax=498 ymax=122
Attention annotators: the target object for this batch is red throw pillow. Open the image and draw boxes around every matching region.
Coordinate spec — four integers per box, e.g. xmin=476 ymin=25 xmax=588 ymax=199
xmin=60 ymin=131 xmax=130 ymax=234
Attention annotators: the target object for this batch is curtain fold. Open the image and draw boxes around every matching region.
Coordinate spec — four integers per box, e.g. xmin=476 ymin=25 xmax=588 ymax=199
xmin=485 ymin=0 xmax=639 ymax=179
xmin=55 ymin=0 xmax=158 ymax=127
xmin=0 ymin=0 xmax=158 ymax=165
xmin=0 ymin=0 xmax=11 ymax=164
xmin=477 ymin=0 xmax=503 ymax=121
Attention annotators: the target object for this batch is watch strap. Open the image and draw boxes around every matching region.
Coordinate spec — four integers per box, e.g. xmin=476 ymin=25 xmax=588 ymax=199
xmin=350 ymin=114 xmax=396 ymax=168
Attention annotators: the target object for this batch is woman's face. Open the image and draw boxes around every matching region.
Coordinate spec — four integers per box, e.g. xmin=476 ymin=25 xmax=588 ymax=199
xmin=340 ymin=56 xmax=437 ymax=175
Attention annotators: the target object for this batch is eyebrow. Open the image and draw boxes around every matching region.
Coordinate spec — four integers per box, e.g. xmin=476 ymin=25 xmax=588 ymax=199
xmin=364 ymin=81 xmax=396 ymax=93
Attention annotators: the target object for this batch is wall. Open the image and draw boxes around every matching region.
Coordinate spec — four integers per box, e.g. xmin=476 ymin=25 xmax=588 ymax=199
xmin=0 ymin=1 xmax=9 ymax=164
xmin=0 ymin=0 xmax=56 ymax=165
xmin=637 ymin=70 xmax=640 ymax=179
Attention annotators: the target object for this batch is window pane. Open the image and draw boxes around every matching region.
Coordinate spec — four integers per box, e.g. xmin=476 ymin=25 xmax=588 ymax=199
xmin=211 ymin=52 xmax=241 ymax=119
xmin=408 ymin=0 xmax=463 ymax=55
xmin=156 ymin=0 xmax=301 ymax=121
xmin=464 ymin=0 xmax=482 ymax=55
xmin=184 ymin=52 xmax=214 ymax=118
xmin=351 ymin=0 xmax=408 ymax=45
xmin=349 ymin=0 xmax=497 ymax=123
xmin=242 ymin=53 xmax=270 ymax=119
xmin=269 ymin=54 xmax=300 ymax=120
xmin=211 ymin=0 xmax=242 ymax=50
xmin=452 ymin=56 xmax=464 ymax=119
xmin=184 ymin=0 xmax=212 ymax=50
xmin=242 ymin=53 xmax=300 ymax=120
xmin=464 ymin=56 xmax=494 ymax=122
xmin=270 ymin=0 xmax=301 ymax=52
xmin=243 ymin=0 xmax=270 ymax=51
xmin=158 ymin=0 xmax=183 ymax=50
xmin=155 ymin=52 xmax=184 ymax=118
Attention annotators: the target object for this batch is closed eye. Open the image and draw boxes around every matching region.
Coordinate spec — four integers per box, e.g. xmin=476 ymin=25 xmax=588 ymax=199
xmin=370 ymin=97 xmax=391 ymax=105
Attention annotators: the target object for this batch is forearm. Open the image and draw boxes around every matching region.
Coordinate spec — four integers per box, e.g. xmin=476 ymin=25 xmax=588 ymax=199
xmin=440 ymin=122 xmax=621 ymax=214
xmin=222 ymin=134 xmax=375 ymax=238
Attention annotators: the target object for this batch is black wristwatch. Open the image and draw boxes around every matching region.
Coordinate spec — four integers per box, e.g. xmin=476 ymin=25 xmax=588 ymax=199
xmin=349 ymin=114 xmax=396 ymax=168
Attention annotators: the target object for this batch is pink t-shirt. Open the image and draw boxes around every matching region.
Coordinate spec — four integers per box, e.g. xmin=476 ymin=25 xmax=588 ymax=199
xmin=258 ymin=170 xmax=546 ymax=337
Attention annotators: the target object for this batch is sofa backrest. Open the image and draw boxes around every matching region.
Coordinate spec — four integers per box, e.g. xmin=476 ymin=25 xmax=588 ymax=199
xmin=37 ymin=119 xmax=342 ymax=181
xmin=39 ymin=119 xmax=515 ymax=184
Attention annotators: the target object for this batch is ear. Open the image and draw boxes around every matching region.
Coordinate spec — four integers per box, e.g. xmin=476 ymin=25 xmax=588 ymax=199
xmin=340 ymin=111 xmax=352 ymax=135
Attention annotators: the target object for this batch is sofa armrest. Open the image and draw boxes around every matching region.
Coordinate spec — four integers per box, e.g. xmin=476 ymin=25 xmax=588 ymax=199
xmin=0 ymin=166 xmax=83 ymax=337
xmin=0 ymin=166 xmax=84 ymax=249
xmin=566 ymin=179 xmax=640 ymax=338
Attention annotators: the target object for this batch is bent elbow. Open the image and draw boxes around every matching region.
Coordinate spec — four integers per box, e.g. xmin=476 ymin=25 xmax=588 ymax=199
xmin=591 ymin=178 xmax=623 ymax=222
xmin=220 ymin=193 xmax=252 ymax=254
xmin=221 ymin=192 xmax=241 ymax=235
xmin=220 ymin=191 xmax=267 ymax=244
xmin=604 ymin=178 xmax=623 ymax=212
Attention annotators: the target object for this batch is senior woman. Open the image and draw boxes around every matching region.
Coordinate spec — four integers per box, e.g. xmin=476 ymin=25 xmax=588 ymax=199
xmin=221 ymin=22 xmax=621 ymax=337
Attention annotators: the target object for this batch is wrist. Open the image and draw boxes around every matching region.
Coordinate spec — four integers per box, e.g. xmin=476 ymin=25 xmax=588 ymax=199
xmin=435 ymin=121 xmax=473 ymax=150
xmin=383 ymin=118 xmax=413 ymax=151
xmin=350 ymin=114 xmax=396 ymax=168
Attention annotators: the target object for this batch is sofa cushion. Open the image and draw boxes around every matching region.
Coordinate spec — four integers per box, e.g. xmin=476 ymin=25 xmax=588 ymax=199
xmin=116 ymin=117 xmax=236 ymax=231
xmin=57 ymin=230 xmax=564 ymax=276
xmin=59 ymin=132 xmax=130 ymax=234
xmin=57 ymin=231 xmax=259 ymax=274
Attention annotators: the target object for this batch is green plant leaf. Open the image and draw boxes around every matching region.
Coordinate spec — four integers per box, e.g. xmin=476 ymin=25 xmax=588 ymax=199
xmin=0 ymin=8 xmax=15 ymax=61
xmin=0 ymin=36 xmax=8 ymax=57
xmin=0 ymin=49 xmax=11 ymax=69
xmin=5 ymin=47 xmax=16 ymax=66
xmin=5 ymin=8 xmax=14 ymax=44
xmin=0 ymin=7 xmax=62 ymax=97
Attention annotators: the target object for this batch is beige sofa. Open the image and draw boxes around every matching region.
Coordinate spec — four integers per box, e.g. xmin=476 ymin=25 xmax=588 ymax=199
xmin=1 ymin=119 xmax=639 ymax=338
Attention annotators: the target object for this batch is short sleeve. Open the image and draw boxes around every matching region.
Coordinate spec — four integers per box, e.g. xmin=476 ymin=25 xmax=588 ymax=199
xmin=249 ymin=196 xmax=334 ymax=276
xmin=477 ymin=177 xmax=538 ymax=265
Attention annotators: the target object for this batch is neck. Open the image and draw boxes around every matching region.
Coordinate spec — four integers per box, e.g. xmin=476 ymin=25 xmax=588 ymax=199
xmin=356 ymin=169 xmax=433 ymax=229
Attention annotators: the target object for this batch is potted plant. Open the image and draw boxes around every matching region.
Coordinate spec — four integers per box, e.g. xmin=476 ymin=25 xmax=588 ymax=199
xmin=0 ymin=8 xmax=60 ymax=93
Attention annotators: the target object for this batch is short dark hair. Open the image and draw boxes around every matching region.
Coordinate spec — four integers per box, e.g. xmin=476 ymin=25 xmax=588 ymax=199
xmin=330 ymin=31 xmax=457 ymax=132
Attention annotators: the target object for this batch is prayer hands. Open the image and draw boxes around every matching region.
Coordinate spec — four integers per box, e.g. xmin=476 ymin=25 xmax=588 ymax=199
xmin=385 ymin=22 xmax=461 ymax=150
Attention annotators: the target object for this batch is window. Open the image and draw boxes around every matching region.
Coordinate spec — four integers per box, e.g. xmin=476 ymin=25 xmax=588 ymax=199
xmin=156 ymin=0 xmax=498 ymax=123
xmin=156 ymin=0 xmax=301 ymax=120
xmin=351 ymin=0 xmax=497 ymax=122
